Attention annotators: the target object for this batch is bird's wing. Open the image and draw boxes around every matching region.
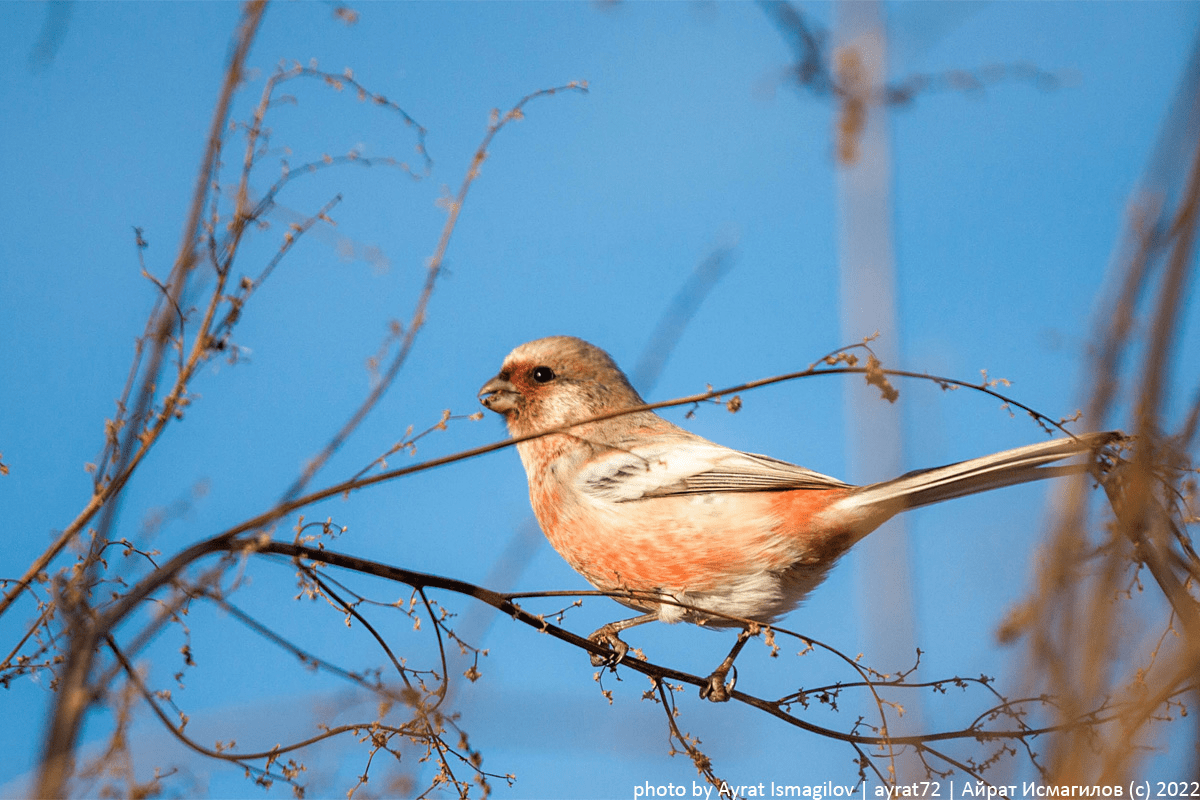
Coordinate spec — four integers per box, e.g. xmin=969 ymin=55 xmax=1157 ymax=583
xmin=576 ymin=437 xmax=851 ymax=503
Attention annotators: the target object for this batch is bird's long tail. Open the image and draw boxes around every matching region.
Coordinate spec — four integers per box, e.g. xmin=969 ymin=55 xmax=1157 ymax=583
xmin=831 ymin=431 xmax=1122 ymax=523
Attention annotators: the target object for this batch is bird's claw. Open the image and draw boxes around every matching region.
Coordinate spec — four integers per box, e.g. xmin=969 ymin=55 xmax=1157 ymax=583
xmin=587 ymin=628 xmax=629 ymax=668
xmin=699 ymin=665 xmax=737 ymax=702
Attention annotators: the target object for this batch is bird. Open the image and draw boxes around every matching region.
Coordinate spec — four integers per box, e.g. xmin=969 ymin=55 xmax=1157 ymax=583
xmin=478 ymin=335 xmax=1119 ymax=700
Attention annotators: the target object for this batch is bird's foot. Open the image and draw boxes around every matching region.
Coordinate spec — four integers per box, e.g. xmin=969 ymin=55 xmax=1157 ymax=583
xmin=587 ymin=625 xmax=630 ymax=668
xmin=699 ymin=664 xmax=737 ymax=702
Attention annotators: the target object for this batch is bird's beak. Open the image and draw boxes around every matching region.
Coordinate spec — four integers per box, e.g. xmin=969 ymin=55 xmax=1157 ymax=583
xmin=478 ymin=375 xmax=520 ymax=414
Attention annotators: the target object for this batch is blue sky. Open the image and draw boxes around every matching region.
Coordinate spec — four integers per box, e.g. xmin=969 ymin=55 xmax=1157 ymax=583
xmin=2 ymin=2 xmax=1199 ymax=798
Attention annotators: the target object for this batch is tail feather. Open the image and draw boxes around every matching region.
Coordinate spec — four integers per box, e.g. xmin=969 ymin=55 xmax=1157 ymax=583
xmin=835 ymin=431 xmax=1121 ymax=520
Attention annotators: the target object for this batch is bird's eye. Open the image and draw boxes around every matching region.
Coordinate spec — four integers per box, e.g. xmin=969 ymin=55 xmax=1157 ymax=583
xmin=532 ymin=366 xmax=556 ymax=383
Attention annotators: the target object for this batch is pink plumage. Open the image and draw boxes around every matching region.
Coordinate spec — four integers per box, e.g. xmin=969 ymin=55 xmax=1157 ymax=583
xmin=479 ymin=336 xmax=1117 ymax=696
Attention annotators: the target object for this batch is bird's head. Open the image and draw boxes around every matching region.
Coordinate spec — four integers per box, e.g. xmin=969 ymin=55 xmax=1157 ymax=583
xmin=478 ymin=336 xmax=645 ymax=438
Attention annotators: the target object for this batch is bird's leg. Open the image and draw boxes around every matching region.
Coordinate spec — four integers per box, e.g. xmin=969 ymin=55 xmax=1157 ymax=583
xmin=700 ymin=627 xmax=754 ymax=702
xmin=587 ymin=613 xmax=657 ymax=667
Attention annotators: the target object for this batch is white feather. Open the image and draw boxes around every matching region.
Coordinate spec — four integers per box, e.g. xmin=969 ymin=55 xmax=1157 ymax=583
xmin=831 ymin=431 xmax=1119 ymax=521
xmin=576 ymin=438 xmax=850 ymax=503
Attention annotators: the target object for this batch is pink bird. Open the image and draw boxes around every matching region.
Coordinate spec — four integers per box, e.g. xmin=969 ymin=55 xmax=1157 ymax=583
xmin=479 ymin=336 xmax=1118 ymax=700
